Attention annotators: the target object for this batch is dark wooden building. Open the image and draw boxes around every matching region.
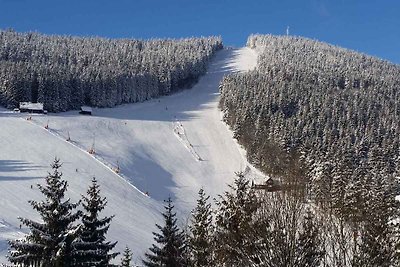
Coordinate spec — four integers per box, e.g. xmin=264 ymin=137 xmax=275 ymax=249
xmin=19 ymin=102 xmax=45 ymax=114
xmin=80 ymin=106 xmax=92 ymax=115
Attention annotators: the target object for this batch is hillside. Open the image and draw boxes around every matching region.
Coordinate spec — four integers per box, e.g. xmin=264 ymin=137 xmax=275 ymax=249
xmin=4 ymin=33 xmax=399 ymax=266
xmin=220 ymin=34 xmax=400 ymax=187
xmin=0 ymin=47 xmax=258 ymax=263
xmin=0 ymin=30 xmax=222 ymax=112
xmin=219 ymin=35 xmax=400 ymax=265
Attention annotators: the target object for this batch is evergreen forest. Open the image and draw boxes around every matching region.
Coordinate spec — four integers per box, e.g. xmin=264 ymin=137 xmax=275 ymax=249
xmin=0 ymin=30 xmax=222 ymax=111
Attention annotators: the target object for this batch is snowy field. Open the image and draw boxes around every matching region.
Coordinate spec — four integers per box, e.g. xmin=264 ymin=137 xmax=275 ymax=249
xmin=0 ymin=47 xmax=259 ymax=263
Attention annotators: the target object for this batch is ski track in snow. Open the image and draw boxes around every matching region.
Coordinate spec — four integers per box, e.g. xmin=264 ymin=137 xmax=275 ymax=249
xmin=24 ymin=117 xmax=149 ymax=198
xmin=0 ymin=47 xmax=260 ymax=263
xmin=173 ymin=120 xmax=203 ymax=162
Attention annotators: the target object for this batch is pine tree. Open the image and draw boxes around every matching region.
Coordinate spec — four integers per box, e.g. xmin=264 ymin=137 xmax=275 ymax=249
xmin=74 ymin=177 xmax=119 ymax=266
xmin=143 ymin=197 xmax=187 ymax=267
xmin=121 ymin=246 xmax=133 ymax=267
xmin=354 ymin=173 xmax=399 ymax=266
xmin=328 ymin=149 xmax=356 ymax=221
xmin=188 ymin=188 xmax=214 ymax=267
xmin=294 ymin=208 xmax=325 ymax=267
xmin=8 ymin=158 xmax=81 ymax=267
xmin=214 ymin=172 xmax=259 ymax=266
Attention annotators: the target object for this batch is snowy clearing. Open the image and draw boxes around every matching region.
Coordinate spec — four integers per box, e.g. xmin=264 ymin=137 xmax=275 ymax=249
xmin=0 ymin=47 xmax=260 ymax=263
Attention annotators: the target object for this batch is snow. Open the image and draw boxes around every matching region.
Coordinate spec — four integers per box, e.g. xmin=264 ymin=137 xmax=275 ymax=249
xmin=0 ymin=47 xmax=259 ymax=264
xmin=19 ymin=102 xmax=44 ymax=111
xmin=80 ymin=106 xmax=92 ymax=113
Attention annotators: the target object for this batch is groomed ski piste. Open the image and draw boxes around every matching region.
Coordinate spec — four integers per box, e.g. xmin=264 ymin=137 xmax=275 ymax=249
xmin=0 ymin=47 xmax=261 ymax=263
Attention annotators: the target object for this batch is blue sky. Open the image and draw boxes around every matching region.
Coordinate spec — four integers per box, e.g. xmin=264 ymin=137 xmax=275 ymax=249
xmin=1 ymin=0 xmax=399 ymax=63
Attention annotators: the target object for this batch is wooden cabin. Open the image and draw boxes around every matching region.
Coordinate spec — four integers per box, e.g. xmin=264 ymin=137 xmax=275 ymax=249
xmin=80 ymin=106 xmax=92 ymax=115
xmin=19 ymin=102 xmax=45 ymax=114
xmin=252 ymin=177 xmax=303 ymax=192
xmin=252 ymin=177 xmax=280 ymax=192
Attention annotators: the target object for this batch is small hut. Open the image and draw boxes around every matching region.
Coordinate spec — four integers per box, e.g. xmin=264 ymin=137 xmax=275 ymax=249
xmin=19 ymin=102 xmax=45 ymax=114
xmin=252 ymin=177 xmax=279 ymax=191
xmin=80 ymin=106 xmax=92 ymax=115
xmin=252 ymin=177 xmax=304 ymax=192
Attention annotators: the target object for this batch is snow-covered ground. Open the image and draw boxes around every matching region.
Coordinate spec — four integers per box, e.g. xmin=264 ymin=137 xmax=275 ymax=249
xmin=0 ymin=47 xmax=259 ymax=264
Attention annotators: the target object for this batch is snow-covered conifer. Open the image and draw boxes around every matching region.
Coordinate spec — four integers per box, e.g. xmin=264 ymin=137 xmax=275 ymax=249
xmin=214 ymin=172 xmax=259 ymax=266
xmin=8 ymin=158 xmax=81 ymax=267
xmin=294 ymin=208 xmax=325 ymax=267
xmin=188 ymin=188 xmax=214 ymax=267
xmin=73 ymin=177 xmax=119 ymax=266
xmin=121 ymin=246 xmax=133 ymax=267
xmin=143 ymin=197 xmax=187 ymax=267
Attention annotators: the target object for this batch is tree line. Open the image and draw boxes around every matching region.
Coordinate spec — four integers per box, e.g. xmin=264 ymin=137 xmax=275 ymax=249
xmin=219 ymin=34 xmax=400 ymax=266
xmin=7 ymin=159 xmax=400 ymax=266
xmin=0 ymin=30 xmax=222 ymax=112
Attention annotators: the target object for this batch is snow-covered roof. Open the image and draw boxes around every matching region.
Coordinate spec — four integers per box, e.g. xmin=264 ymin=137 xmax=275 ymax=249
xmin=19 ymin=102 xmax=44 ymax=110
xmin=80 ymin=106 xmax=92 ymax=112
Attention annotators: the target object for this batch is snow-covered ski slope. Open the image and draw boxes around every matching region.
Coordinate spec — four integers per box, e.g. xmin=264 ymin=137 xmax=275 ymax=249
xmin=0 ymin=47 xmax=259 ymax=263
